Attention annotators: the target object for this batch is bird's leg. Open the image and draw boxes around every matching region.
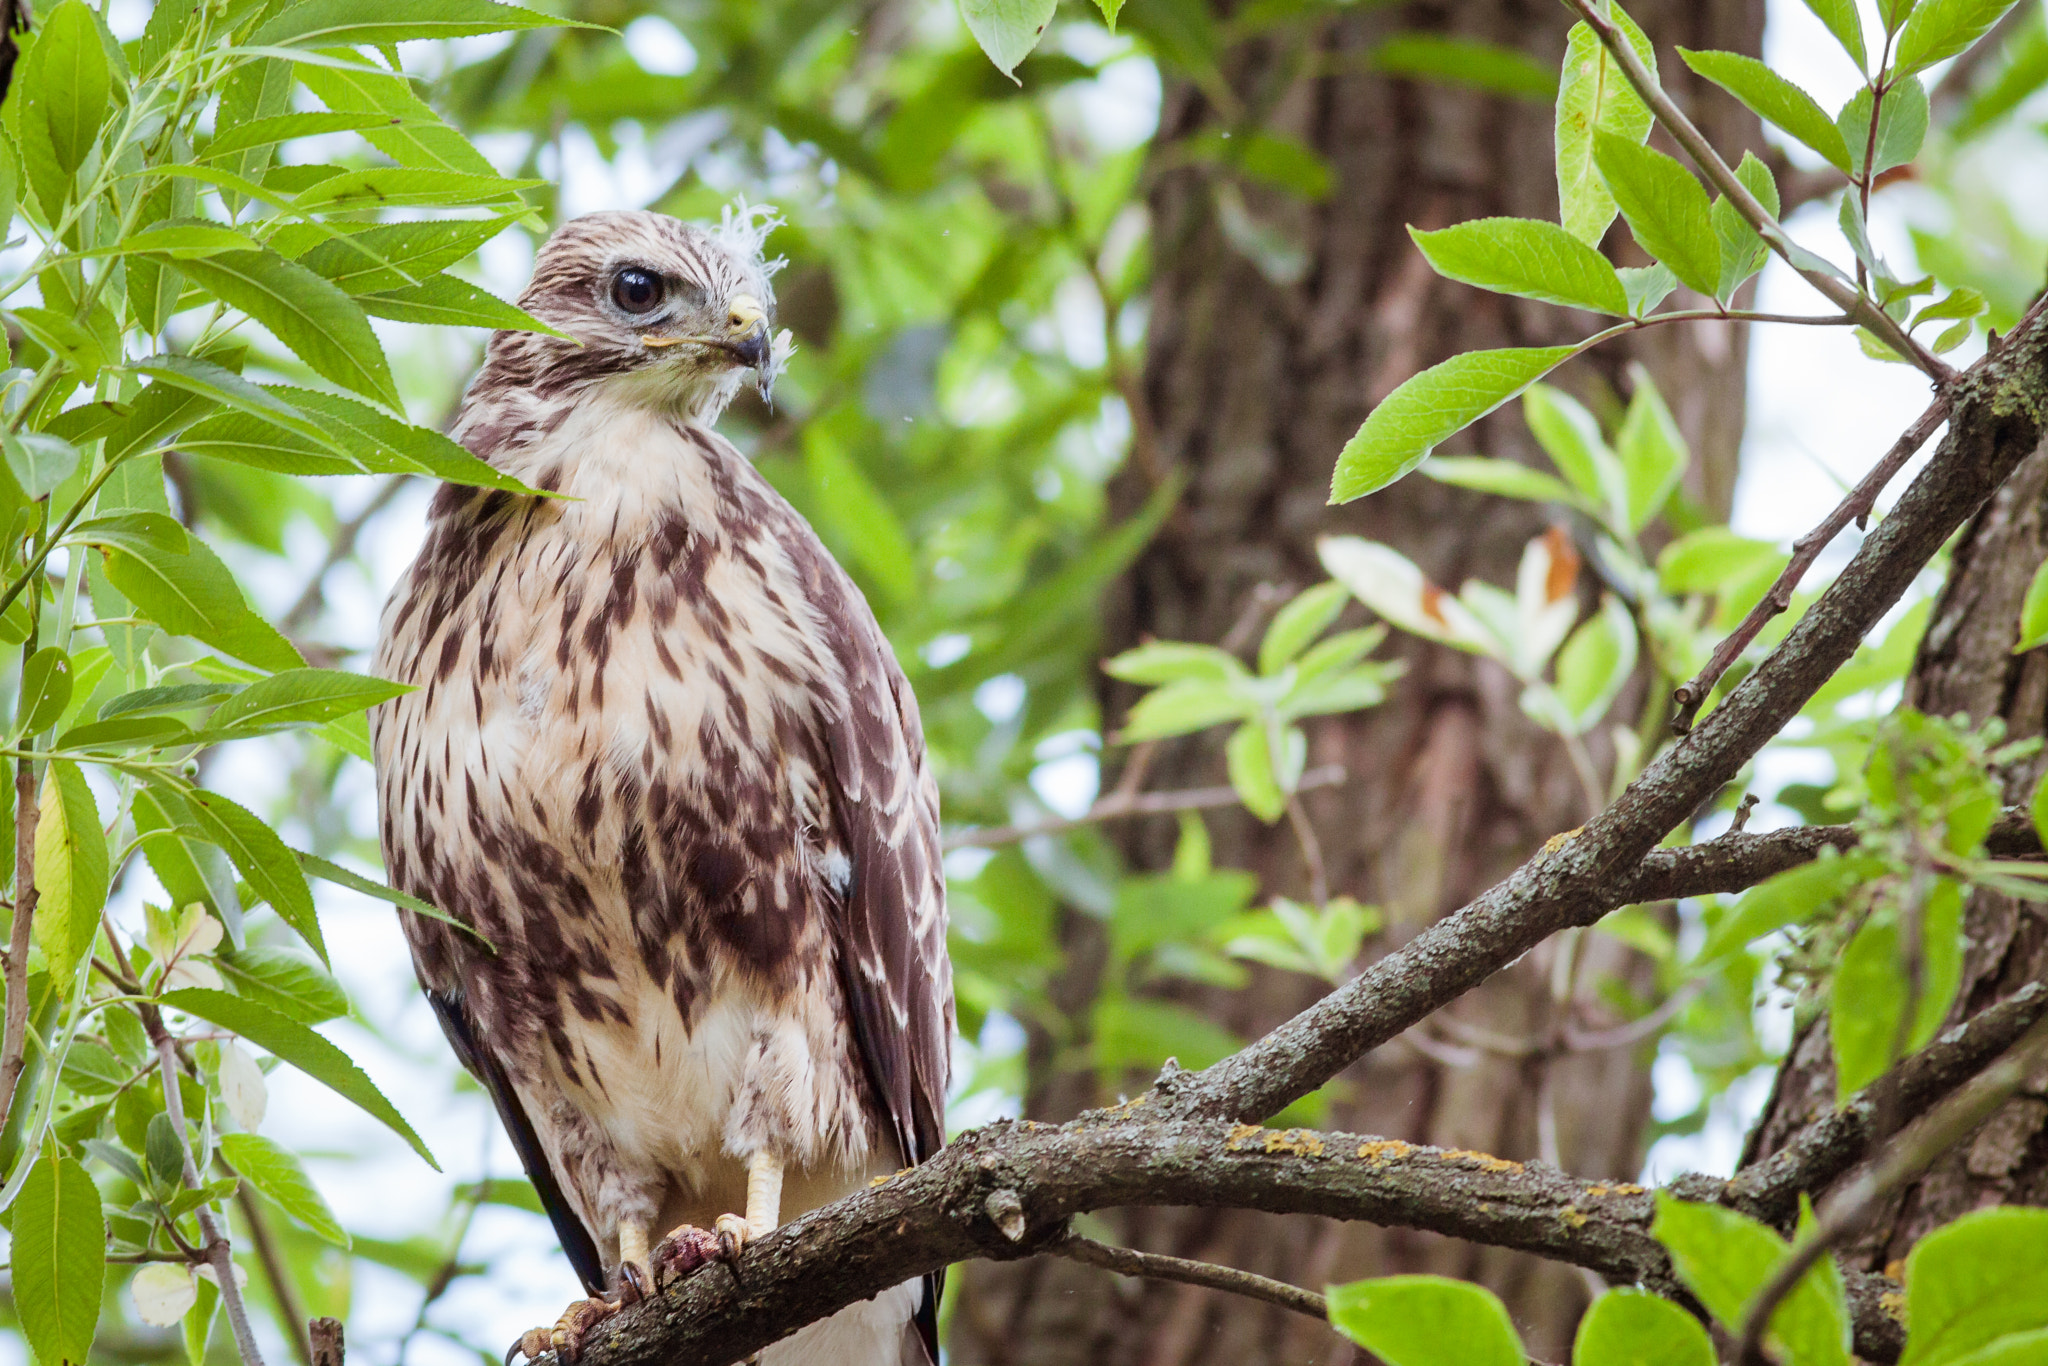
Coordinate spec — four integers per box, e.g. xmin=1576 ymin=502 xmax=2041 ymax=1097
xmin=652 ymin=1149 xmax=785 ymax=1287
xmin=615 ymin=1219 xmax=654 ymax=1305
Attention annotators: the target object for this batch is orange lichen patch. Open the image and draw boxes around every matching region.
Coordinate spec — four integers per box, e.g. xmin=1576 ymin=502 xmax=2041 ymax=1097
xmin=1226 ymin=1124 xmax=1266 ymax=1152
xmin=1583 ymin=1182 xmax=1645 ymax=1197
xmin=1260 ymin=1129 xmax=1326 ymax=1157
xmin=1542 ymin=828 xmax=1582 ymax=855
xmin=1357 ymin=1139 xmax=1415 ymax=1165
xmin=1880 ymin=1291 xmax=1906 ymax=1321
xmin=1559 ymin=1205 xmax=1588 ymax=1229
xmin=1112 ymin=1093 xmax=1151 ymax=1114
xmin=1444 ymin=1148 xmax=1524 ymax=1174
xmin=1884 ymin=1259 xmax=1907 ymax=1283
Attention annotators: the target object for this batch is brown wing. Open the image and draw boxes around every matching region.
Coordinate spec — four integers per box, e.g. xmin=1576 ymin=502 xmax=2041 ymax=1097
xmin=808 ymin=553 xmax=952 ymax=1359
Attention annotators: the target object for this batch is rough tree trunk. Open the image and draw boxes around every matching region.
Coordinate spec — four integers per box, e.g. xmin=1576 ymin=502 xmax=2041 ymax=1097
xmin=949 ymin=2 xmax=1764 ymax=1363
xmin=1744 ymin=432 xmax=2048 ymax=1268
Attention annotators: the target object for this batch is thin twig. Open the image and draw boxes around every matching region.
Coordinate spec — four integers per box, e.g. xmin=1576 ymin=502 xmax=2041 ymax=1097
xmin=1563 ymin=0 xmax=1952 ymax=382
xmin=1050 ymin=1229 xmax=1329 ymax=1322
xmin=151 ymin=1025 xmax=267 ymax=1366
xmin=1284 ymin=795 xmax=1330 ymax=907
xmin=1734 ymin=1012 xmax=2048 ymax=1365
xmin=237 ymin=1185 xmax=312 ymax=1366
xmin=944 ymin=764 xmax=1347 ymax=851
xmin=1669 ymin=397 xmax=1951 ymax=733
xmin=0 ymin=615 xmax=40 ymax=1131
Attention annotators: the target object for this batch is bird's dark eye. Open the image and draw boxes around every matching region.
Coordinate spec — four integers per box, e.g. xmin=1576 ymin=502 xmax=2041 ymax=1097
xmin=611 ymin=268 xmax=662 ymax=315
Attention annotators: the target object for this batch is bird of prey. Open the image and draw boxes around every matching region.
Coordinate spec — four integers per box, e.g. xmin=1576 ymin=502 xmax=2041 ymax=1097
xmin=371 ymin=208 xmax=953 ymax=1366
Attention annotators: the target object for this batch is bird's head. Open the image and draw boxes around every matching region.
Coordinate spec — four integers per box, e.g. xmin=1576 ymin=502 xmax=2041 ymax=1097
xmin=503 ymin=206 xmax=791 ymax=424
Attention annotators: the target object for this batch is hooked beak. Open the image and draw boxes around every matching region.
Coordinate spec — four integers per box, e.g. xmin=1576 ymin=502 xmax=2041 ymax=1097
xmin=726 ymin=294 xmax=770 ymax=372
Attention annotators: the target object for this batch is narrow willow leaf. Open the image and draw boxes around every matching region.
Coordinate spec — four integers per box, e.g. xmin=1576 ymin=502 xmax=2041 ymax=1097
xmin=1331 ymin=347 xmax=1576 ymax=503
xmin=1652 ymin=1195 xmax=1852 ymax=1366
xmin=182 ymin=787 xmax=323 ymax=961
xmin=33 ymin=759 xmax=107 ymax=984
xmin=13 ymin=1148 xmax=105 ymax=1366
xmin=1259 ymin=582 xmax=1350 ymax=676
xmin=292 ymin=216 xmax=518 ymax=292
xmin=1408 ymin=218 xmax=1629 ymax=315
xmin=204 ymin=668 xmax=409 ymax=736
xmin=1678 ymin=47 xmax=1853 ymax=171
xmin=1714 ymin=152 xmax=1781 ymax=300
xmin=160 ymin=251 xmax=400 ymax=410
xmin=15 ymin=647 xmax=73 ymax=736
xmin=355 ymin=274 xmax=568 ymax=335
xmin=1883 ymin=0 xmax=1924 ymax=35
xmin=1804 ymin=0 xmax=1870 ymax=68
xmin=1328 ymin=1276 xmax=1525 ymax=1366
xmin=221 ymin=1133 xmax=349 ymax=1246
xmin=252 ymin=0 xmax=579 ymax=46
xmin=1593 ymin=130 xmax=1723 ymax=298
xmin=133 ymin=785 xmax=243 ymax=927
xmin=289 ymin=167 xmax=544 ymax=212
xmin=1554 ymin=12 xmax=1657 ymax=245
xmin=960 ymin=0 xmax=1058 ymax=78
xmin=4 ymin=430 xmax=80 ymax=499
xmin=1616 ymin=365 xmax=1688 ymax=530
xmin=217 ymin=944 xmax=350 ymax=1023
xmin=293 ymin=59 xmax=500 ymax=177
xmin=201 ymin=112 xmax=404 ymax=159
xmin=1894 ymin=0 xmax=2022 ymax=76
xmin=160 ymin=988 xmax=438 ymax=1167
xmin=295 ymin=850 xmax=492 ymax=947
xmin=130 ymin=354 xmax=344 ymax=452
xmin=1094 ymin=0 xmax=1123 ymax=29
xmin=35 ymin=1 xmax=110 ymax=177
xmin=95 ymin=522 xmax=304 ymax=673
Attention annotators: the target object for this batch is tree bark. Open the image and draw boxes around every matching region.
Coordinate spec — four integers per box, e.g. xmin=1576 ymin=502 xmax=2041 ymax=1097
xmin=1744 ymin=430 xmax=2048 ymax=1269
xmin=950 ymin=2 xmax=1765 ymax=1362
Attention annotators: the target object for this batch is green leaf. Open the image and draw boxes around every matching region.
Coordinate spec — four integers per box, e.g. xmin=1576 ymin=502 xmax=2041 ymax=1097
xmin=1332 ymin=347 xmax=1576 ymax=503
xmin=36 ymin=1 xmax=110 ymax=177
xmin=958 ymin=0 xmax=1058 ymax=78
xmin=1652 ymin=1194 xmax=1852 ymax=1366
xmin=130 ymin=354 xmax=345 ymax=453
xmin=253 ymin=0 xmax=577 ymax=44
xmin=1327 ymin=1276 xmax=1524 ymax=1366
xmin=1804 ymin=0 xmax=1870 ymax=67
xmin=178 ymin=387 xmax=542 ymax=492
xmin=158 ymin=988 xmax=438 ymax=1168
xmin=289 ymin=167 xmax=543 ymax=213
xmin=1549 ymin=595 xmax=1638 ymax=734
xmin=2034 ymin=769 xmax=2048 ymax=853
xmin=33 ymin=759 xmax=107 ymax=984
xmin=1947 ymin=1331 xmax=2048 ymax=1366
xmin=1838 ymin=77 xmax=1930 ymax=178
xmin=295 ymin=850 xmax=490 ymax=947
xmin=93 ymin=519 xmax=305 ymax=673
xmin=292 ymin=59 xmax=498 ymax=176
xmin=1700 ymin=851 xmax=1882 ymax=962
xmin=1679 ymin=48 xmax=1853 ymax=171
xmin=1555 ymin=12 xmax=1657 ymax=245
xmin=1420 ymin=456 xmax=1587 ymax=507
xmin=16 ymin=646 xmax=74 ymax=736
xmin=1524 ymin=383 xmax=1627 ymax=524
xmin=111 ymin=220 xmax=261 ymax=259
xmin=181 ymin=787 xmax=323 ymax=961
xmin=133 ymin=786 xmax=240 ymax=925
xmin=1616 ymin=365 xmax=1687 ymax=530
xmin=1225 ymin=721 xmax=1297 ymax=823
xmin=221 ymin=1133 xmax=349 ymax=1246
xmin=1832 ymin=878 xmax=1963 ymax=1095
xmin=1409 ymin=218 xmax=1629 ymax=315
xmin=1714 ymin=152 xmax=1782 ymax=300
xmin=160 ymin=251 xmax=399 ymax=410
xmin=217 ymin=944 xmax=350 ymax=1023
xmin=1094 ymin=0 xmax=1123 ymax=30
xmin=1894 ymin=0 xmax=2022 ymax=76
xmin=1367 ymin=35 xmax=1557 ymax=102
xmin=1658 ymin=526 xmax=1785 ymax=597
xmin=201 ymin=112 xmax=403 ymax=159
xmin=1593 ymin=130 xmax=1723 ymax=298
xmin=5 ymin=430 xmax=80 ymax=498
xmin=355 ymin=274 xmax=567 ymax=335
xmin=1884 ymin=0 xmax=1925 ymax=35
xmin=1574 ymin=1288 xmax=1715 ymax=1366
xmin=203 ymin=668 xmax=408 ymax=737
xmin=1260 ymin=582 xmax=1349 ymax=675
xmin=1900 ymin=1207 xmax=2048 ymax=1365
xmin=1105 ymin=641 xmax=1246 ymax=686
xmin=292 ymin=216 xmax=517 ymax=293
xmin=1119 ymin=679 xmax=1251 ymax=742
xmin=13 ymin=1148 xmax=105 ymax=1366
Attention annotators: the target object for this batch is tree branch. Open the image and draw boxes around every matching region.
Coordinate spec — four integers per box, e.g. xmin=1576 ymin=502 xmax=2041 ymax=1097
xmin=1049 ymin=1230 xmax=1328 ymax=1321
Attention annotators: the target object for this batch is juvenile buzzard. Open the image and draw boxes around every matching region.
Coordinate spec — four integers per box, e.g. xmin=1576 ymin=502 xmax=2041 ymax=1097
xmin=372 ymin=208 xmax=952 ymax=1366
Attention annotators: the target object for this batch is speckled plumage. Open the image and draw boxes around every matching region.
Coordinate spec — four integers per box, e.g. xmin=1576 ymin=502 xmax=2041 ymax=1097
xmin=371 ymin=210 xmax=951 ymax=1365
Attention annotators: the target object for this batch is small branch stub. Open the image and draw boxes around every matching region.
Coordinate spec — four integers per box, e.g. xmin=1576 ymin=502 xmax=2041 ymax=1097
xmin=985 ymin=1188 xmax=1027 ymax=1243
